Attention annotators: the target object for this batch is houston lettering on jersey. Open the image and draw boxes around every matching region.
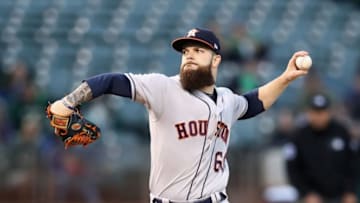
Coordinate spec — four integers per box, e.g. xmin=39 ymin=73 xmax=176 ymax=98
xmin=175 ymin=120 xmax=208 ymax=139
xmin=175 ymin=120 xmax=229 ymax=144
xmin=215 ymin=121 xmax=229 ymax=144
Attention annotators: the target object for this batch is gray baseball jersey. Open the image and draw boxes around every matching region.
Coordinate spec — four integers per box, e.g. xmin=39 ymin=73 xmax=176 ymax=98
xmin=125 ymin=73 xmax=248 ymax=201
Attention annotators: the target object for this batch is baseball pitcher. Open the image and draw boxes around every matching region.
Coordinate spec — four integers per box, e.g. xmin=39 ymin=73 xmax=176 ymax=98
xmin=46 ymin=28 xmax=310 ymax=203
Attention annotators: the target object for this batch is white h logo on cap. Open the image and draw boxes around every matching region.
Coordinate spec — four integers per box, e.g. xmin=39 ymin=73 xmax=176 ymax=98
xmin=187 ymin=29 xmax=198 ymax=37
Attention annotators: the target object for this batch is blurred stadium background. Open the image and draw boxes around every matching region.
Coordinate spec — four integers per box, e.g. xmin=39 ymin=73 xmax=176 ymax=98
xmin=0 ymin=0 xmax=359 ymax=202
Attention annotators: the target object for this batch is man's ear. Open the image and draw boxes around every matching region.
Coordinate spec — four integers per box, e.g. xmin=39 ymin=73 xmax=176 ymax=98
xmin=212 ymin=54 xmax=221 ymax=67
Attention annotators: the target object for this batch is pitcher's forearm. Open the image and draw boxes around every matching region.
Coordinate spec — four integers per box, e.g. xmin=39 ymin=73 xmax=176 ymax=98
xmin=63 ymin=82 xmax=93 ymax=107
xmin=258 ymin=74 xmax=290 ymax=110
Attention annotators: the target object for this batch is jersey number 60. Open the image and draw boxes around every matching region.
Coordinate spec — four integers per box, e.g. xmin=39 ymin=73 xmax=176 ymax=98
xmin=214 ymin=151 xmax=225 ymax=172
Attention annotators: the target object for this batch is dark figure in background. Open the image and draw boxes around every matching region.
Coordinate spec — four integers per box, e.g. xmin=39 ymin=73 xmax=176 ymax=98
xmin=285 ymin=93 xmax=358 ymax=203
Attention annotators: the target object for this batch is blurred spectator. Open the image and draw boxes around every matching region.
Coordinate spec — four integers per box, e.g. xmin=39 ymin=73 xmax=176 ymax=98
xmin=221 ymin=24 xmax=269 ymax=64
xmin=285 ymin=93 xmax=358 ymax=203
xmin=228 ymin=60 xmax=260 ymax=94
xmin=0 ymin=98 xmax=15 ymax=144
xmin=204 ymin=21 xmax=261 ymax=94
xmin=344 ymin=67 xmax=360 ymax=121
xmin=216 ymin=23 xmax=270 ymax=95
xmin=4 ymin=62 xmax=47 ymax=128
xmin=270 ymin=108 xmax=296 ymax=146
xmin=0 ymin=67 xmax=9 ymax=99
xmin=5 ymin=62 xmax=31 ymax=100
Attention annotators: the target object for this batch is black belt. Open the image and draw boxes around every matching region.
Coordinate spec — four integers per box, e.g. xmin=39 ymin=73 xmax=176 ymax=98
xmin=152 ymin=193 xmax=226 ymax=203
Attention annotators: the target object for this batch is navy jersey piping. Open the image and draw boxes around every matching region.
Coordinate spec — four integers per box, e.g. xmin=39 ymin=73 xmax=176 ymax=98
xmin=127 ymin=74 xmax=137 ymax=101
xmin=200 ymin=137 xmax=218 ymax=197
xmin=200 ymin=102 xmax=223 ymax=197
xmin=186 ymin=95 xmax=211 ymax=200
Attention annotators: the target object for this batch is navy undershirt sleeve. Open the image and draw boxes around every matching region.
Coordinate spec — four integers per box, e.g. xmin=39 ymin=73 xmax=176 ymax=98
xmin=84 ymin=73 xmax=131 ymax=98
xmin=239 ymin=89 xmax=265 ymax=120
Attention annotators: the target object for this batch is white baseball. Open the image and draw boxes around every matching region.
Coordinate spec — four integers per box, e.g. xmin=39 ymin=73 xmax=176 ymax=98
xmin=295 ymin=55 xmax=312 ymax=70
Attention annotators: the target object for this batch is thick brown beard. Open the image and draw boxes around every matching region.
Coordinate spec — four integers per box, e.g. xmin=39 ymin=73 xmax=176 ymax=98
xmin=180 ymin=63 xmax=215 ymax=91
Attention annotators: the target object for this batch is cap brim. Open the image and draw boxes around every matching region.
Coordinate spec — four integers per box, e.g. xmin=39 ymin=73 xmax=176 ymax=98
xmin=309 ymin=105 xmax=329 ymax=110
xmin=171 ymin=37 xmax=216 ymax=53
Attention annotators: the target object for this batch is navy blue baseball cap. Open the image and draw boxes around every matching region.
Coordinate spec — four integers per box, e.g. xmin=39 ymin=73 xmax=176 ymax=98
xmin=172 ymin=28 xmax=221 ymax=54
xmin=307 ymin=93 xmax=331 ymax=110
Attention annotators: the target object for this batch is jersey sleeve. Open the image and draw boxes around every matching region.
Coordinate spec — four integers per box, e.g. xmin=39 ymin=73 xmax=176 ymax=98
xmin=231 ymin=92 xmax=248 ymax=123
xmin=125 ymin=73 xmax=168 ymax=115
